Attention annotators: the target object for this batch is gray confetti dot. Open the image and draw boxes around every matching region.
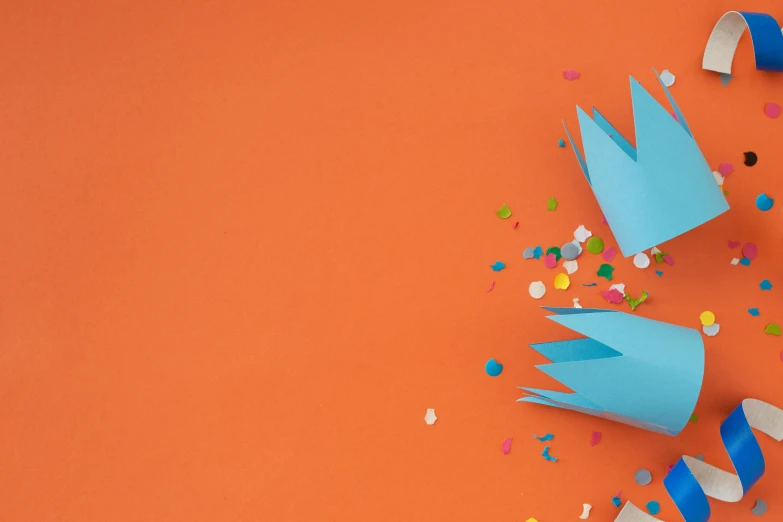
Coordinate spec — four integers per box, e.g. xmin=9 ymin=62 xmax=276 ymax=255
xmin=634 ymin=468 xmax=652 ymax=486
xmin=523 ymin=247 xmax=536 ymax=259
xmin=751 ymin=499 xmax=767 ymax=516
xmin=561 ymin=242 xmax=580 ymax=261
xmin=695 ymin=454 xmax=705 ymax=461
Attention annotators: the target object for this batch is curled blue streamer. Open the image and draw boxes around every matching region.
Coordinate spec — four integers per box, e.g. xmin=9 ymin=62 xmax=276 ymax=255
xmin=613 ymin=399 xmax=783 ymax=522
xmin=703 ymin=11 xmax=783 ymax=74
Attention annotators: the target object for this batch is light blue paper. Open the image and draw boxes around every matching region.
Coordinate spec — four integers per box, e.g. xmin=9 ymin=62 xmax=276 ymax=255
xmin=519 ymin=307 xmax=705 ymax=436
xmin=563 ymin=73 xmax=729 ymax=257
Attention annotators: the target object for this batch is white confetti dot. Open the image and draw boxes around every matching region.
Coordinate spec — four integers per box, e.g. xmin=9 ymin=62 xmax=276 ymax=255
xmin=570 ymin=239 xmax=583 ymax=256
xmin=424 ymin=408 xmax=437 ymax=425
xmin=579 ymin=503 xmax=592 ymax=519
xmin=609 ymin=283 xmax=626 ymax=296
xmin=650 ymin=246 xmax=662 ymax=255
xmin=712 ymin=171 xmax=724 ymax=186
xmin=730 ymin=258 xmax=740 ymax=265
xmin=659 ymin=69 xmax=676 ymax=87
xmin=703 ymin=323 xmax=720 ymax=337
xmin=563 ymin=260 xmax=578 ymax=274
xmin=574 ymin=225 xmax=592 ymax=243
xmin=573 ymin=298 xmax=582 ymax=309
xmin=633 ymin=252 xmax=651 ymax=269
xmin=528 ymin=281 xmax=546 ymax=299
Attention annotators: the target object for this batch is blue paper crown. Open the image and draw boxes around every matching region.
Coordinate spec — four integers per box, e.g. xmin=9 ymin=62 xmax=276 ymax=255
xmin=563 ymin=72 xmax=729 ymax=257
xmin=519 ymin=307 xmax=705 ymax=436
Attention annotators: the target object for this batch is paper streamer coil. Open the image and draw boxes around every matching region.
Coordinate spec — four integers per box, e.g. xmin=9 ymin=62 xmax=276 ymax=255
xmin=703 ymin=11 xmax=783 ymax=74
xmin=613 ymin=399 xmax=783 ymax=522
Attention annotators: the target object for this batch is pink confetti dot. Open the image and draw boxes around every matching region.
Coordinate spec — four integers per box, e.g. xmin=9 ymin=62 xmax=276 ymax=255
xmin=728 ymin=240 xmax=740 ymax=249
xmin=718 ymin=162 xmax=734 ymax=176
xmin=563 ymin=69 xmax=580 ymax=81
xmin=602 ymin=246 xmax=617 ymax=262
xmin=543 ymin=253 xmax=558 ymax=268
xmin=601 ymin=289 xmax=624 ymax=304
xmin=663 ymin=255 xmax=675 ymax=266
xmin=742 ymin=243 xmax=758 ymax=260
xmin=765 ymin=103 xmax=782 ymax=119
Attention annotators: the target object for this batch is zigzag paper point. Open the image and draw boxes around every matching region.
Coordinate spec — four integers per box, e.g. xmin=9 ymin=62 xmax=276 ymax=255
xmin=562 ymin=72 xmax=729 ymax=256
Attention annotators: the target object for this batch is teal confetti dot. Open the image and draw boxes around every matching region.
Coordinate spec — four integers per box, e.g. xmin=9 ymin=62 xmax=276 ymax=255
xmin=484 ymin=358 xmax=503 ymax=376
xmin=612 ymin=497 xmax=622 ymax=508
xmin=646 ymin=501 xmax=661 ymax=515
xmin=558 ymin=138 xmax=565 ymax=147
xmin=655 ymin=270 xmax=663 ymax=277
xmin=749 ymin=308 xmax=760 ymax=316
xmin=490 ymin=261 xmax=505 ymax=272
xmin=532 ymin=246 xmax=543 ymax=259
xmin=740 ymin=258 xmax=752 ymax=266
xmin=756 ymin=193 xmax=774 ymax=211
xmin=760 ymin=279 xmax=773 ymax=291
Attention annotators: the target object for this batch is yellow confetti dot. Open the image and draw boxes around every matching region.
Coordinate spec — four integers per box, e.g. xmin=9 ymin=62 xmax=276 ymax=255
xmin=525 ymin=519 xmax=539 ymax=522
xmin=553 ymin=273 xmax=570 ymax=290
xmin=700 ymin=310 xmax=716 ymax=326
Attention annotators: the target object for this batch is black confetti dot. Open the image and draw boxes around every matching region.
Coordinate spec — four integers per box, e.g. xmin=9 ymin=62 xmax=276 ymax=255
xmin=744 ymin=151 xmax=758 ymax=167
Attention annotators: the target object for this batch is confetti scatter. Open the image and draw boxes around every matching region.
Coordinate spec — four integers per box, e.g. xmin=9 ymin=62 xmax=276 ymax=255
xmin=625 ymin=291 xmax=649 ymax=311
xmin=579 ymin=504 xmax=592 ymax=520
xmin=542 ymin=445 xmax=557 ymax=462
xmin=485 ymin=358 xmax=503 ymax=377
xmin=718 ymin=162 xmax=734 ymax=176
xmin=751 ymin=499 xmax=768 ymax=516
xmin=487 ymin=280 xmax=495 ymax=292
xmin=612 ymin=497 xmax=622 ymax=508
xmin=586 ymin=236 xmax=604 ymax=254
xmin=633 ymin=252 xmax=651 ymax=269
xmin=749 ymin=308 xmax=760 ymax=316
xmin=561 ymin=242 xmax=580 ymax=261
xmin=700 ymin=310 xmax=716 ymax=327
xmin=765 ymin=323 xmax=781 ymax=336
xmin=646 ymin=501 xmax=661 ymax=515
xmin=719 ymin=72 xmax=733 ymax=86
xmin=590 ymin=431 xmax=601 ymax=446
xmin=659 ymin=69 xmax=676 ymax=86
xmin=601 ymin=289 xmax=624 ymax=304
xmin=529 ymin=281 xmax=546 ymax=299
xmin=501 ymin=438 xmax=513 ymax=455
xmin=563 ymin=69 xmax=581 ymax=81
xmin=574 ymin=225 xmax=592 ymax=243
xmin=743 ymin=243 xmax=758 ymax=260
xmin=496 ymin=204 xmax=512 ymax=219
xmin=534 ymin=433 xmax=554 ymax=442
xmin=756 ymin=193 xmax=774 ymax=211
xmin=602 ymin=246 xmax=617 ymax=262
xmin=490 ymin=261 xmax=505 ymax=272
xmin=564 ymin=260 xmax=579 ymax=274
xmin=597 ymin=264 xmax=614 ymax=281
xmin=760 ymin=279 xmax=773 ymax=291
xmin=703 ymin=323 xmax=720 ymax=337
xmin=544 ymin=253 xmax=558 ymax=269
xmin=424 ymin=408 xmax=437 ymax=425
xmin=744 ymin=151 xmax=758 ymax=166
xmin=764 ymin=102 xmax=782 ymax=119
xmin=729 ymin=240 xmax=741 ymax=249
xmin=554 ymin=273 xmax=571 ymax=290
xmin=547 ymin=197 xmax=558 ymax=211
xmin=634 ymin=468 xmax=653 ymax=486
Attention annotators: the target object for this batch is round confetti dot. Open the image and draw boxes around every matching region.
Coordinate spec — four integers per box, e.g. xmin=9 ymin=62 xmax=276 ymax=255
xmin=586 ymin=237 xmax=604 ymax=254
xmin=718 ymin=162 xmax=734 ymax=176
xmin=700 ymin=311 xmax=716 ymax=327
xmin=756 ymin=193 xmax=774 ymax=211
xmin=751 ymin=499 xmax=767 ymax=516
xmin=742 ymin=243 xmax=758 ymax=260
xmin=633 ymin=252 xmax=650 ymax=269
xmin=528 ymin=281 xmax=546 ymax=299
xmin=764 ymin=103 xmax=781 ymax=119
xmin=553 ymin=273 xmax=570 ymax=290
xmin=485 ymin=358 xmax=503 ymax=377
xmin=634 ymin=468 xmax=652 ymax=486
xmin=744 ymin=151 xmax=758 ymax=167
xmin=543 ymin=253 xmax=558 ymax=268
xmin=703 ymin=323 xmax=721 ymax=337
xmin=561 ymin=242 xmax=580 ymax=261
xmin=646 ymin=501 xmax=661 ymax=515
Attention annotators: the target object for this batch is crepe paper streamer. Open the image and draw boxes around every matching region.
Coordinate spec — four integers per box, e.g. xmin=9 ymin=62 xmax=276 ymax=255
xmin=547 ymin=246 xmax=562 ymax=261
xmin=613 ymin=497 xmax=623 ymax=507
xmin=635 ymin=468 xmax=653 ymax=486
xmin=659 ymin=70 xmax=675 ymax=87
xmin=748 ymin=308 xmax=760 ymax=317
xmin=719 ymin=73 xmax=733 ymax=86
xmin=542 ymin=445 xmax=557 ymax=462
xmin=742 ymin=243 xmax=758 ymax=260
xmin=764 ymin=323 xmax=781 ymax=336
xmin=580 ymin=503 xmax=593 ymax=519
xmin=529 ymin=281 xmax=546 ymax=299
xmin=554 ymin=273 xmax=571 ymax=290
xmin=756 ymin=194 xmax=774 ymax=211
xmin=587 ymin=237 xmax=604 ymax=254
xmin=564 ymin=260 xmax=579 ymax=274
xmin=562 ymin=242 xmax=580 ymax=261
xmin=703 ymin=12 xmax=783 ymax=74
xmin=739 ymin=258 xmax=751 ymax=266
xmin=487 ymin=280 xmax=495 ymax=292
xmin=590 ymin=431 xmax=602 ymax=446
xmin=718 ymin=162 xmax=734 ymax=176
xmin=501 ymin=437 xmax=513 ymax=455
xmin=575 ymin=225 xmax=592 ymax=242
xmin=602 ymin=289 xmax=624 ymax=304
xmin=597 ymin=264 xmax=614 ymax=280
xmin=702 ymin=324 xmax=720 ymax=337
xmin=534 ymin=433 xmax=554 ymax=442
xmin=603 ymin=246 xmax=617 ymax=262
xmin=700 ymin=311 xmax=716 ymax=327
xmin=634 ymin=253 xmax=651 ymax=269
xmin=490 ymin=261 xmax=506 ymax=272
xmin=765 ymin=103 xmax=782 ymax=119
xmin=497 ymin=204 xmax=512 ymax=219
xmin=424 ymin=408 xmax=437 ymax=425
xmin=744 ymin=152 xmax=758 ymax=166
xmin=563 ymin=72 xmax=729 ymax=257
xmin=563 ymin=69 xmax=581 ymax=80
xmin=485 ymin=359 xmax=503 ymax=377
xmin=760 ymin=280 xmax=773 ymax=291
xmin=548 ymin=197 xmax=558 ymax=211
xmin=544 ymin=253 xmax=558 ymax=269
xmin=519 ymin=308 xmax=704 ymax=436
xmin=728 ymin=241 xmax=740 ymax=249
xmin=656 ymin=271 xmax=663 ymax=277
xmin=625 ymin=291 xmax=649 ymax=312
xmin=646 ymin=501 xmax=661 ymax=515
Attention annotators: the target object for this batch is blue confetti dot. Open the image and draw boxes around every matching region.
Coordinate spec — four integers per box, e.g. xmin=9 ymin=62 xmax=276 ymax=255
xmin=655 ymin=270 xmax=663 ymax=277
xmin=485 ymin=358 xmax=503 ymax=376
xmin=756 ymin=193 xmax=774 ymax=211
xmin=740 ymin=258 xmax=752 ymax=266
xmin=558 ymin=138 xmax=565 ymax=147
xmin=760 ymin=279 xmax=773 ymax=291
xmin=646 ymin=501 xmax=661 ymax=515
xmin=612 ymin=496 xmax=622 ymax=508
xmin=749 ymin=308 xmax=760 ymax=316
xmin=490 ymin=261 xmax=505 ymax=272
xmin=532 ymin=246 xmax=543 ymax=259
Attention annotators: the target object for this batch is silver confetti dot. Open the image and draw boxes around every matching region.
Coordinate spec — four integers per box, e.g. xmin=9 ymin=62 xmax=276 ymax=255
xmin=634 ymin=468 xmax=652 ymax=486
xmin=561 ymin=242 xmax=580 ymax=261
xmin=751 ymin=499 xmax=767 ymax=516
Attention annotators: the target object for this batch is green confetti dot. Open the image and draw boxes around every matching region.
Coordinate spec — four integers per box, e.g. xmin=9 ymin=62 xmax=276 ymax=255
xmin=586 ymin=237 xmax=604 ymax=254
xmin=765 ymin=323 xmax=782 ymax=336
xmin=547 ymin=197 xmax=558 ymax=211
xmin=546 ymin=246 xmax=562 ymax=261
xmin=689 ymin=414 xmax=698 ymax=423
xmin=496 ymin=204 xmax=512 ymax=219
xmin=597 ymin=263 xmax=614 ymax=281
xmin=625 ymin=290 xmax=648 ymax=311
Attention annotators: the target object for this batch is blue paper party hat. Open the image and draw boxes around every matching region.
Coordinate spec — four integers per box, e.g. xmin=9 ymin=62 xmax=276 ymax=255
xmin=519 ymin=307 xmax=704 ymax=436
xmin=563 ymin=71 xmax=729 ymax=257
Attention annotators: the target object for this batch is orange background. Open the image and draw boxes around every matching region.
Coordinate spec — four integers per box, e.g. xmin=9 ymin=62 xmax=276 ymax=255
xmin=1 ymin=0 xmax=783 ymax=520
